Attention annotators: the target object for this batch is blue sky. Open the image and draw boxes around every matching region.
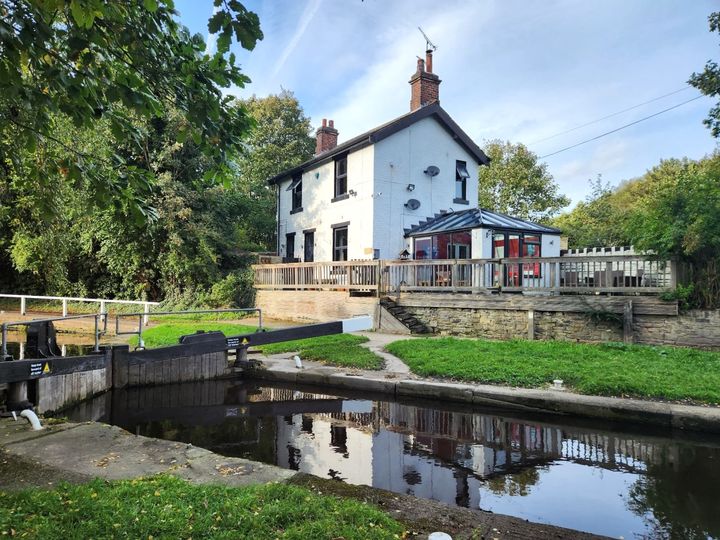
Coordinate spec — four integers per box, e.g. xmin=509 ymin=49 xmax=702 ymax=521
xmin=176 ymin=0 xmax=718 ymax=206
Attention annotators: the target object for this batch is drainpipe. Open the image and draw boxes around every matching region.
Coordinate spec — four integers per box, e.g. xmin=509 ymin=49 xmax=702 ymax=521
xmin=275 ymin=183 xmax=281 ymax=255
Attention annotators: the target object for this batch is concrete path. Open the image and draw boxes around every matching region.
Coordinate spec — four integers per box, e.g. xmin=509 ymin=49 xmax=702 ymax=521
xmin=0 ymin=419 xmax=293 ymax=491
xmin=357 ymin=331 xmax=415 ymax=374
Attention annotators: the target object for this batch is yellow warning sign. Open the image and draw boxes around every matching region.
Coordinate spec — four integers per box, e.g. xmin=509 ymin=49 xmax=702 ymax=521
xmin=241 ymin=338 xmax=249 ymax=345
xmin=42 ymin=362 xmax=51 ymax=374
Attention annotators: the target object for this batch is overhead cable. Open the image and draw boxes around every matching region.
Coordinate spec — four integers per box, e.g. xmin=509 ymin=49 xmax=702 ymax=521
xmin=538 ymin=93 xmax=705 ymax=159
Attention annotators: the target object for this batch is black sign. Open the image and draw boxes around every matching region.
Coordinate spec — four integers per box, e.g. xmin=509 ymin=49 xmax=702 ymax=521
xmin=29 ymin=361 xmax=50 ymax=377
xmin=226 ymin=337 xmax=241 ymax=348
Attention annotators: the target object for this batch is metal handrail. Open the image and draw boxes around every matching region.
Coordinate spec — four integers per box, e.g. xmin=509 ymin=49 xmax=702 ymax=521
xmin=114 ymin=308 xmax=263 ymax=349
xmin=1 ymin=313 xmax=108 ymax=358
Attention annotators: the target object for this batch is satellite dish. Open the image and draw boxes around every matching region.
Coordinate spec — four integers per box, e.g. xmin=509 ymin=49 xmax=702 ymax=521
xmin=405 ymin=199 xmax=421 ymax=210
xmin=424 ymin=165 xmax=440 ymax=177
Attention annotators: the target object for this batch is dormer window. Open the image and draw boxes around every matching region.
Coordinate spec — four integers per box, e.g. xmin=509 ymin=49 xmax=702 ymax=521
xmin=288 ymin=174 xmax=302 ymax=214
xmin=333 ymin=155 xmax=348 ymax=201
xmin=454 ymin=160 xmax=469 ymax=204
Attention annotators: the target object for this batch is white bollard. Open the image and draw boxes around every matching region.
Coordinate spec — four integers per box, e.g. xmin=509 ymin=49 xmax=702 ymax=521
xmin=428 ymin=533 xmax=452 ymax=540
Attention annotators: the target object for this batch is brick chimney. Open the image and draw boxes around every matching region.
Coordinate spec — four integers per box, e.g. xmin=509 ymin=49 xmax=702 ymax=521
xmin=409 ymin=50 xmax=441 ymax=111
xmin=315 ymin=118 xmax=338 ymax=155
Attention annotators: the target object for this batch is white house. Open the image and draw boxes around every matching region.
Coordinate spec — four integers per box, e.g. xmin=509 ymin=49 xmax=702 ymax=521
xmin=268 ymin=51 xmax=561 ymax=263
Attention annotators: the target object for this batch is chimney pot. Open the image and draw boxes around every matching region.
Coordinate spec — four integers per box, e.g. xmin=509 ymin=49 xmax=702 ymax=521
xmin=425 ymin=50 xmax=433 ymax=73
xmin=329 ymin=119 xmax=334 ymax=128
xmin=416 ymin=58 xmax=425 ymax=72
xmin=322 ymin=118 xmax=327 ymax=127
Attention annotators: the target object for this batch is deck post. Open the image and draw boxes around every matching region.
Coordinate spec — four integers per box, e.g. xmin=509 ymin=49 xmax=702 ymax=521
xmin=623 ymin=300 xmax=634 ymax=344
xmin=62 ymin=298 xmax=68 ymax=317
xmin=669 ymin=260 xmax=678 ymax=289
xmin=20 ymin=296 xmax=26 ymax=316
xmin=451 ymin=260 xmax=458 ymax=293
xmin=143 ymin=303 xmax=150 ymax=325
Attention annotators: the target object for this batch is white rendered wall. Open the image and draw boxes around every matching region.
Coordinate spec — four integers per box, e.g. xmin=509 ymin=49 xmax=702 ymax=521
xmin=542 ymin=234 xmax=561 ymax=257
xmin=277 ymin=145 xmax=375 ymax=261
xmin=372 ymin=117 xmax=480 ymax=260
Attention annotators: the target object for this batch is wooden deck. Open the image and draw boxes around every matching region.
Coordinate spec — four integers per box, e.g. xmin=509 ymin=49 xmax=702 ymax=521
xmin=253 ymin=255 xmax=678 ymax=296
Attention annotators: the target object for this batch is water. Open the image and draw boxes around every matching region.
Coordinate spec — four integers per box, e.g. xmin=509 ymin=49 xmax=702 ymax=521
xmin=62 ymin=379 xmax=720 ymax=539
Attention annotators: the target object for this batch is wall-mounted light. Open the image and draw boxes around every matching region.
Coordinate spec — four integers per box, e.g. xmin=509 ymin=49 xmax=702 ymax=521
xmin=407 ymin=183 xmax=415 ymax=191
xmin=349 ymin=189 xmax=357 ymax=196
xmin=315 ymin=172 xmax=320 ymax=179
xmin=485 ymin=228 xmax=494 ymax=239
xmin=549 ymin=240 xmax=555 ymax=245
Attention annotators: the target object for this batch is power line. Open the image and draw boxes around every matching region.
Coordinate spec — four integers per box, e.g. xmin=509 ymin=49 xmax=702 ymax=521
xmin=530 ymin=86 xmax=693 ymax=145
xmin=538 ymin=93 xmax=705 ymax=159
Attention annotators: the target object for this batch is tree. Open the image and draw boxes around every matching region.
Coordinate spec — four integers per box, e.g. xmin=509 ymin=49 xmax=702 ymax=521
xmin=551 ymin=176 xmax=633 ymax=248
xmin=689 ymin=12 xmax=720 ymax=137
xmin=234 ymin=90 xmax=315 ymax=249
xmin=629 ymin=155 xmax=720 ymax=307
xmin=551 ymin=154 xmax=720 ymax=308
xmin=0 ymin=0 xmax=262 ymax=219
xmin=478 ymin=140 xmax=569 ymax=222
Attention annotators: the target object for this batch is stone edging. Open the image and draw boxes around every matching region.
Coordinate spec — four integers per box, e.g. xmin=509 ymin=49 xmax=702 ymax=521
xmin=250 ymin=363 xmax=720 ymax=434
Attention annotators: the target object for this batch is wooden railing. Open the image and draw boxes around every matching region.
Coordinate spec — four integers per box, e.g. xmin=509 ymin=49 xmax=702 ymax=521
xmin=253 ymin=260 xmax=381 ymax=291
xmin=252 ymin=255 xmax=677 ymax=295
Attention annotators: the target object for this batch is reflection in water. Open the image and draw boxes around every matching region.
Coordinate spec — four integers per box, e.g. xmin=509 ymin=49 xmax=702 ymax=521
xmin=63 ymin=380 xmax=720 ymax=539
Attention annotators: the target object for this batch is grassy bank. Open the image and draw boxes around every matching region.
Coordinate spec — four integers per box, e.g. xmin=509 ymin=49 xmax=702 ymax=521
xmin=0 ymin=475 xmax=404 ymax=539
xmin=129 ymin=322 xmax=258 ymax=348
xmin=386 ymin=337 xmax=720 ymax=404
xmin=261 ymin=334 xmax=383 ymax=370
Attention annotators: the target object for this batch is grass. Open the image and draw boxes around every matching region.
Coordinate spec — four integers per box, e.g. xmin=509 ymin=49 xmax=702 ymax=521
xmin=386 ymin=337 xmax=720 ymax=404
xmin=148 ymin=311 xmax=260 ymax=323
xmin=260 ymin=334 xmax=384 ymax=370
xmin=0 ymin=475 xmax=405 ymax=539
xmin=129 ymin=322 xmax=259 ymax=348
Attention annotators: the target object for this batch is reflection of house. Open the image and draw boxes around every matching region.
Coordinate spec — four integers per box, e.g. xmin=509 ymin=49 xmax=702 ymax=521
xmin=269 ymin=50 xmax=558 ymax=263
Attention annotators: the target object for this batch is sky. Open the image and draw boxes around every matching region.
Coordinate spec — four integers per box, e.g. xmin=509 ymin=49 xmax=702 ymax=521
xmin=176 ymin=0 xmax=718 ymax=207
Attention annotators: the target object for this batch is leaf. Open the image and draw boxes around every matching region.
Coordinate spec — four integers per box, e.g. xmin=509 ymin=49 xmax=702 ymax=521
xmin=216 ymin=29 xmax=232 ymax=55
xmin=143 ymin=0 xmax=159 ymax=12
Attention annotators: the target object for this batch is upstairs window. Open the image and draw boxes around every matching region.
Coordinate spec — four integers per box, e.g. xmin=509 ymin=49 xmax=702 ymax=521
xmin=334 ymin=156 xmax=348 ymax=199
xmin=287 ymin=175 xmax=302 ymax=213
xmin=455 ymin=160 xmax=469 ymax=202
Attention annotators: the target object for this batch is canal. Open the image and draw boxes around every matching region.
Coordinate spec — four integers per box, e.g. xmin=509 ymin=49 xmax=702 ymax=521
xmin=61 ymin=379 xmax=720 ymax=539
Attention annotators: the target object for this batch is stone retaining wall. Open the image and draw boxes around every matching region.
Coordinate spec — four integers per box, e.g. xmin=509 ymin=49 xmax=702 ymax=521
xmin=401 ymin=304 xmax=720 ymax=349
xmin=255 ymin=290 xmax=377 ymax=323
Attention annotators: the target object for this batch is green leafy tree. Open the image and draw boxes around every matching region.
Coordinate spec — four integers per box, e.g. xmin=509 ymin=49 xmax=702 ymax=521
xmin=0 ymin=0 xmax=262 ymax=219
xmin=234 ymin=90 xmax=315 ymax=249
xmin=551 ymin=155 xmax=720 ymax=308
xmin=629 ymin=155 xmax=720 ymax=308
xmin=689 ymin=12 xmax=720 ymax=137
xmin=478 ymin=140 xmax=569 ymax=222
xmin=551 ymin=176 xmax=632 ymax=248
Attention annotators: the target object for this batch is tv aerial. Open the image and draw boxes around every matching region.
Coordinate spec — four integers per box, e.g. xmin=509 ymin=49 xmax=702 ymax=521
xmin=418 ymin=27 xmax=437 ymax=53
